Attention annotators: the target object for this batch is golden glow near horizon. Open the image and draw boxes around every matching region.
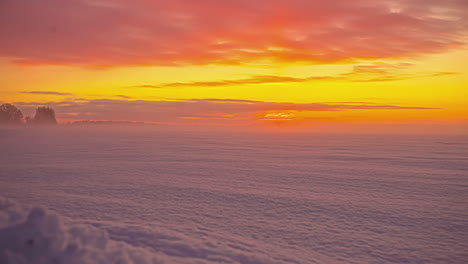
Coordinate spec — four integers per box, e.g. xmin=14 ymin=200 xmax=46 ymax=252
xmin=1 ymin=0 xmax=467 ymax=132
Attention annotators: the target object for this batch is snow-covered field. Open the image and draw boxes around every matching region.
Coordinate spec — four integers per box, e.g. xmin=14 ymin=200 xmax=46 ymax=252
xmin=1 ymin=127 xmax=467 ymax=263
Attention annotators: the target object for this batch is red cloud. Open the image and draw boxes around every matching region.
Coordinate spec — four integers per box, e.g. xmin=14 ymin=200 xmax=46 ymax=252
xmin=0 ymin=0 xmax=466 ymax=67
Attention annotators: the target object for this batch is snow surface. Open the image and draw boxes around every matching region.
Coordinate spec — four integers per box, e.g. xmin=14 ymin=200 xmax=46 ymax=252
xmin=1 ymin=127 xmax=468 ymax=263
xmin=0 ymin=199 xmax=161 ymax=264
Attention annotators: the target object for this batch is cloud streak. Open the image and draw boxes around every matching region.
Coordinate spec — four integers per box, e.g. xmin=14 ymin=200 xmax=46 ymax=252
xmin=131 ymin=64 xmax=457 ymax=89
xmin=21 ymin=91 xmax=74 ymax=96
xmin=0 ymin=0 xmax=467 ymax=67
xmin=13 ymin=98 xmax=438 ymax=124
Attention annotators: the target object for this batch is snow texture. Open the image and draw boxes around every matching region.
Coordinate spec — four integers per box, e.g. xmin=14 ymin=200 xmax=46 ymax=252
xmin=0 ymin=199 xmax=161 ymax=264
xmin=1 ymin=127 xmax=468 ymax=263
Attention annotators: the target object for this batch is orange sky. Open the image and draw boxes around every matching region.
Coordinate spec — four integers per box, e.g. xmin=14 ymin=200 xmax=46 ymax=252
xmin=1 ymin=0 xmax=467 ymax=133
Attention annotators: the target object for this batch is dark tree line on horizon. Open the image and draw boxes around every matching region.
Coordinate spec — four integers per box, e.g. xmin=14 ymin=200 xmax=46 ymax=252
xmin=0 ymin=103 xmax=57 ymax=125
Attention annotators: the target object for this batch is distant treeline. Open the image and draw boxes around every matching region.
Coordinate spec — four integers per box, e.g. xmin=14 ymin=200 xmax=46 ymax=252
xmin=0 ymin=103 xmax=57 ymax=125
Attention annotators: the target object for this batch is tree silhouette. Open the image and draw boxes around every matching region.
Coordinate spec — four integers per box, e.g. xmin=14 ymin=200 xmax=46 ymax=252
xmin=32 ymin=106 xmax=57 ymax=125
xmin=0 ymin=104 xmax=23 ymax=125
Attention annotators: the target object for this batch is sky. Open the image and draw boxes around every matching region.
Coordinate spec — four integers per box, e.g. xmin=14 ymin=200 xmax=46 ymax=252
xmin=1 ymin=0 xmax=467 ymax=133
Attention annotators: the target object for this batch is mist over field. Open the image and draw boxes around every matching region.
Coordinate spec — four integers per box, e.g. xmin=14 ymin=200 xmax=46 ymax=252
xmin=1 ymin=127 xmax=467 ymax=263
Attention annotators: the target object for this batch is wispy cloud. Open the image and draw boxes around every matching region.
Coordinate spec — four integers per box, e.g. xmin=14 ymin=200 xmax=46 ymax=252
xmin=431 ymin=72 xmax=459 ymax=77
xmin=115 ymin=95 xmax=133 ymax=99
xmin=21 ymin=91 xmax=74 ymax=96
xmin=1 ymin=0 xmax=466 ymax=67
xmin=131 ymin=63 xmax=457 ymax=89
xmin=132 ymin=76 xmax=316 ymax=89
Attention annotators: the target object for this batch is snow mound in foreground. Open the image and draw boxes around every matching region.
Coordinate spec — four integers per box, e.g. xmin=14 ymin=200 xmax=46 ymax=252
xmin=0 ymin=199 xmax=162 ymax=264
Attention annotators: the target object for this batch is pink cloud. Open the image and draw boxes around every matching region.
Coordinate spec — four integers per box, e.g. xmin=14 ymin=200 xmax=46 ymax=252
xmin=0 ymin=0 xmax=466 ymax=67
